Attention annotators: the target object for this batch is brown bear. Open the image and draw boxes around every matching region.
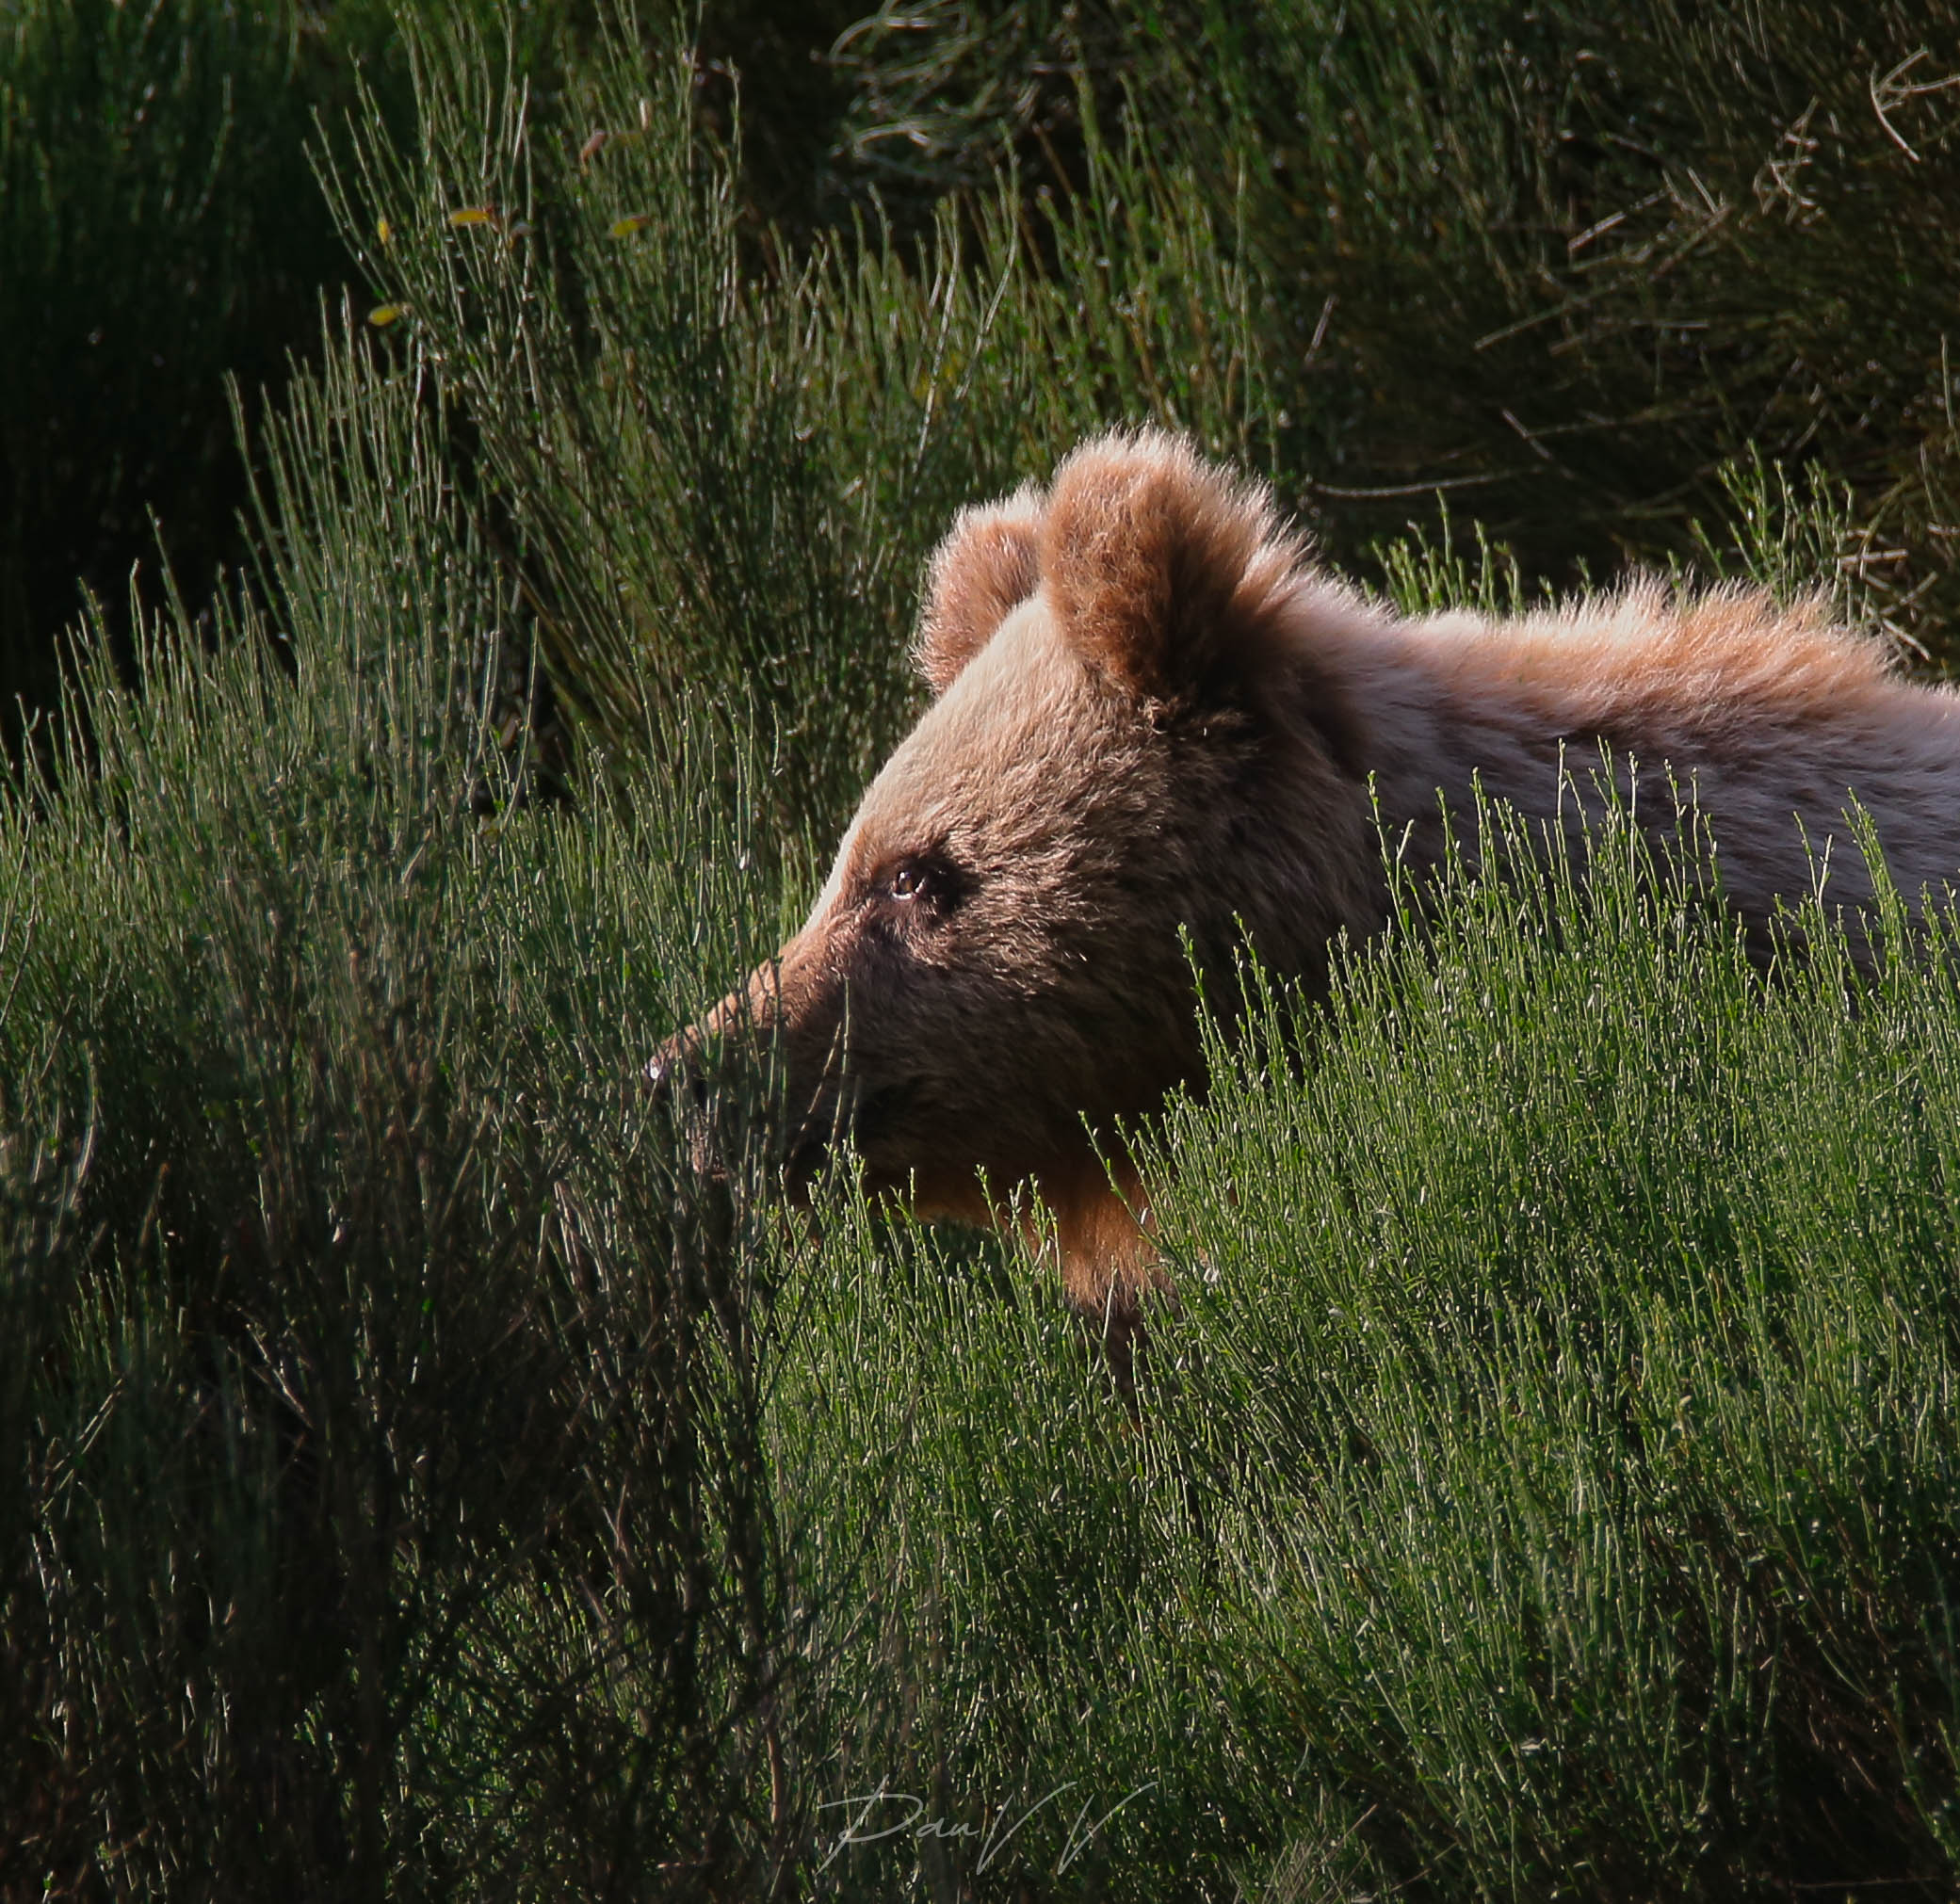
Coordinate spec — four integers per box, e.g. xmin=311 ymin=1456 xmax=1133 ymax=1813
xmin=656 ymin=428 xmax=1960 ymax=1327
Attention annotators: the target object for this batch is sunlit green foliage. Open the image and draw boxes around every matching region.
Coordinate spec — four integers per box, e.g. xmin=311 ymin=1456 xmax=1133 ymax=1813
xmin=319 ymin=4 xmax=1271 ymax=831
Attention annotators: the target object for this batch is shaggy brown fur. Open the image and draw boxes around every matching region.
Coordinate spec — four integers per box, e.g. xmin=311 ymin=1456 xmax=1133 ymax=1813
xmin=658 ymin=429 xmax=1960 ymax=1331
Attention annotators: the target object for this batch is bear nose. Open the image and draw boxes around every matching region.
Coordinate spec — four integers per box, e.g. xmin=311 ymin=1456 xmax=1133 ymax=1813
xmin=645 ymin=1033 xmax=712 ymax=1116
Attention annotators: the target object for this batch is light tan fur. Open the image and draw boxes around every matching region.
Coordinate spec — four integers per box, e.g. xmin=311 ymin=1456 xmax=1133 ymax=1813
xmin=662 ymin=430 xmax=1960 ymax=1329
xmin=914 ymin=486 xmax=1044 ymax=695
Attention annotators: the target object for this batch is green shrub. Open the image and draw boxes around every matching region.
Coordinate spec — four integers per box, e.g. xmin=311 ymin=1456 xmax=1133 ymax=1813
xmin=320 ymin=3 xmax=1276 ymax=831
xmin=1141 ymin=799 xmax=1960 ymax=1893
xmin=835 ymin=0 xmax=1960 ymax=659
xmin=1 ymin=324 xmax=812 ymax=1894
xmin=0 ymin=0 xmax=587 ymax=751
xmin=0 ymin=0 xmax=356 ymax=729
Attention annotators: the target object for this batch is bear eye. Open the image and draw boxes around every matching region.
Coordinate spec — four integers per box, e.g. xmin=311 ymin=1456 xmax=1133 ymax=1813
xmin=875 ymin=851 xmax=963 ymax=912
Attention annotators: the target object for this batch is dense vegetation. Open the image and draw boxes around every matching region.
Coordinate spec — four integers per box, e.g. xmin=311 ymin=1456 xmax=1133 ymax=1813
xmin=6 ymin=2 xmax=1960 ymax=1895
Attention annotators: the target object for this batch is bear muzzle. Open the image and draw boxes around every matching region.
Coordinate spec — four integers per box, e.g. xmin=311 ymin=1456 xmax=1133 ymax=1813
xmin=647 ymin=960 xmax=863 ymax=1197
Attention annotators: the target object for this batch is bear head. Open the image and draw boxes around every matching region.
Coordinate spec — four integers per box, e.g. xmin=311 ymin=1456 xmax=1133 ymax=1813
xmin=656 ymin=429 xmax=1385 ymax=1299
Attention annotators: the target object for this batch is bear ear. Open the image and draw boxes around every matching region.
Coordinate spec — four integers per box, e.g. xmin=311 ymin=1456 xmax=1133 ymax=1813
xmin=1039 ymin=429 xmax=1305 ymax=703
xmin=914 ymin=485 xmax=1046 ymax=697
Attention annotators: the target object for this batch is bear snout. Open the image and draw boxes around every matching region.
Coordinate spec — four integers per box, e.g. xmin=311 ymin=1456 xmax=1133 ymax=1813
xmin=648 ymin=961 xmax=854 ymax=1196
xmin=645 ymin=1025 xmax=728 ymax=1181
xmin=643 ymin=1031 xmax=709 ymax=1107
